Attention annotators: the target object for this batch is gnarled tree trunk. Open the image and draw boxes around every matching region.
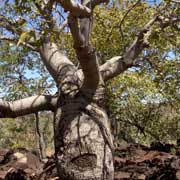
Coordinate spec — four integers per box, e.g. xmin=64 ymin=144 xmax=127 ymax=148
xmin=54 ymin=88 xmax=114 ymax=180
xmin=50 ymin=53 xmax=114 ymax=179
xmin=0 ymin=1 xmax=167 ymax=180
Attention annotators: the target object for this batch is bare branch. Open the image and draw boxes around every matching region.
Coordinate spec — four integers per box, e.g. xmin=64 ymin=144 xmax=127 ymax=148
xmin=0 ymin=95 xmax=58 ymax=118
xmin=0 ymin=15 xmax=23 ymax=35
xmin=0 ymin=36 xmax=16 ymax=43
xmin=66 ymin=0 xmax=107 ymax=89
xmin=57 ymin=0 xmax=91 ymax=17
xmin=81 ymin=0 xmax=109 ymax=8
xmin=91 ymin=0 xmax=109 ymax=8
xmin=68 ymin=13 xmax=101 ymax=89
xmin=56 ymin=0 xmax=109 ymax=89
xmin=158 ymin=15 xmax=180 ymax=29
xmin=68 ymin=15 xmax=85 ymax=47
xmin=171 ymin=0 xmax=180 ymax=3
xmin=57 ymin=0 xmax=108 ymax=17
xmin=100 ymin=16 xmax=158 ymax=81
xmin=39 ymin=42 xmax=75 ymax=84
xmin=58 ymin=19 xmax=68 ymax=32
xmin=100 ymin=56 xmax=124 ymax=81
xmin=0 ymin=36 xmax=38 ymax=51
xmin=123 ymin=16 xmax=157 ymax=65
xmin=101 ymin=11 xmax=180 ymax=81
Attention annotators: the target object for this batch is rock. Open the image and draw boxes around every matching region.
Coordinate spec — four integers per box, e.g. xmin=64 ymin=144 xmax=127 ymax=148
xmin=1 ymin=143 xmax=180 ymax=180
xmin=0 ymin=148 xmax=42 ymax=179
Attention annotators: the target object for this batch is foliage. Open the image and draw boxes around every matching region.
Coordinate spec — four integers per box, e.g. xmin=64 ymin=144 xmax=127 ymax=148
xmin=0 ymin=41 xmax=55 ymax=152
xmin=0 ymin=41 xmax=55 ymax=100
xmin=107 ymin=61 xmax=180 ymax=144
xmin=0 ymin=113 xmax=54 ymax=153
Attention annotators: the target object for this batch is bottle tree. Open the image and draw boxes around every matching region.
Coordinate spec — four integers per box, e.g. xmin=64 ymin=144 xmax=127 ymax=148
xmin=0 ymin=0 xmax=180 ymax=179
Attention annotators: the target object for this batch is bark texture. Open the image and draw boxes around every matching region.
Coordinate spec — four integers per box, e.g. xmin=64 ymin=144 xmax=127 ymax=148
xmin=54 ymin=71 xmax=114 ymax=180
xmin=1 ymin=1 xmax=177 ymax=180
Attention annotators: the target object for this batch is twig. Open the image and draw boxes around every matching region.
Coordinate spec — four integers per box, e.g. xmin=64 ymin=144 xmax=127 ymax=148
xmin=106 ymin=0 xmax=141 ymax=44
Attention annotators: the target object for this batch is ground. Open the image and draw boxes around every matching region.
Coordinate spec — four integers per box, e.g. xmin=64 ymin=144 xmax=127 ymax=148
xmin=0 ymin=142 xmax=180 ymax=180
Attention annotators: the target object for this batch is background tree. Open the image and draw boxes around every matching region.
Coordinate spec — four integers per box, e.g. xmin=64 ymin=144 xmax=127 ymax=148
xmin=0 ymin=40 xmax=54 ymax=156
xmin=0 ymin=0 xmax=180 ymax=180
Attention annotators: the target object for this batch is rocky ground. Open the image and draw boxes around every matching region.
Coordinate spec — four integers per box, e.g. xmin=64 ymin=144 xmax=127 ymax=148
xmin=1 ymin=142 xmax=180 ymax=180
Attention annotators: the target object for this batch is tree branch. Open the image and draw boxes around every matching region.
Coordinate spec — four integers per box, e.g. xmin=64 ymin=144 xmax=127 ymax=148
xmin=58 ymin=19 xmax=68 ymax=32
xmin=158 ymin=15 xmax=180 ymax=29
xmin=34 ymin=0 xmax=55 ymax=14
xmin=101 ymin=11 xmax=180 ymax=81
xmin=34 ymin=0 xmax=55 ymax=30
xmin=57 ymin=0 xmax=108 ymax=17
xmin=1 ymin=36 xmax=38 ymax=52
xmin=0 ymin=35 xmax=38 ymax=51
xmin=0 ymin=14 xmax=74 ymax=86
xmin=56 ymin=0 xmax=109 ymax=89
xmin=45 ymin=0 xmax=55 ymax=10
xmin=91 ymin=0 xmax=109 ymax=8
xmin=0 ymin=95 xmax=57 ymax=118
xmin=39 ymin=42 xmax=75 ymax=84
xmin=57 ymin=0 xmax=91 ymax=17
xmin=100 ymin=56 xmax=124 ymax=81
xmin=68 ymin=13 xmax=101 ymax=89
xmin=100 ymin=16 xmax=158 ymax=81
xmin=0 ymin=15 xmax=39 ymax=51
xmin=0 ymin=36 xmax=17 ymax=44
xmin=0 ymin=15 xmax=23 ymax=35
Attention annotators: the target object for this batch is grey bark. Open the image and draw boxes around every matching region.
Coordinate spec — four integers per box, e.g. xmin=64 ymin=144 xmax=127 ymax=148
xmin=0 ymin=95 xmax=57 ymax=118
xmin=54 ymin=74 xmax=114 ymax=180
xmin=0 ymin=14 xmax=158 ymax=180
xmin=54 ymin=2 xmax=114 ymax=178
xmin=39 ymin=42 xmax=75 ymax=84
xmin=1 ymin=1 xmax=178 ymax=180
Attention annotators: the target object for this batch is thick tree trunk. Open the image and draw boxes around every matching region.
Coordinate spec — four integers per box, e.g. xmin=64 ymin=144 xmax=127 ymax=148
xmin=1 ymin=1 xmax=178 ymax=180
xmin=54 ymin=85 xmax=114 ymax=180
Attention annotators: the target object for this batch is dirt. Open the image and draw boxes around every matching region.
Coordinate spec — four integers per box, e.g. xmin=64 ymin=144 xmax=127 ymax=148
xmin=1 ymin=142 xmax=180 ymax=180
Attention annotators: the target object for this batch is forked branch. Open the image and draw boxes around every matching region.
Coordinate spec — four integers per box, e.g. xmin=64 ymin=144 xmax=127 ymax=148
xmin=57 ymin=0 xmax=91 ymax=17
xmin=68 ymin=15 xmax=101 ymax=89
xmin=67 ymin=0 xmax=107 ymax=89
xmin=0 ymin=15 xmax=23 ymax=35
xmin=101 ymin=10 xmax=180 ymax=81
xmin=100 ymin=16 xmax=158 ymax=81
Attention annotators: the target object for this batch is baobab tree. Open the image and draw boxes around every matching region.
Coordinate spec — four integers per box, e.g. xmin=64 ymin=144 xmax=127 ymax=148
xmin=0 ymin=0 xmax=180 ymax=179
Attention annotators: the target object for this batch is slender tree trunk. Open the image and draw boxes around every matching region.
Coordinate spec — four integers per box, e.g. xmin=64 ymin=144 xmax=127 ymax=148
xmin=54 ymin=84 xmax=114 ymax=180
xmin=35 ymin=113 xmax=46 ymax=160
